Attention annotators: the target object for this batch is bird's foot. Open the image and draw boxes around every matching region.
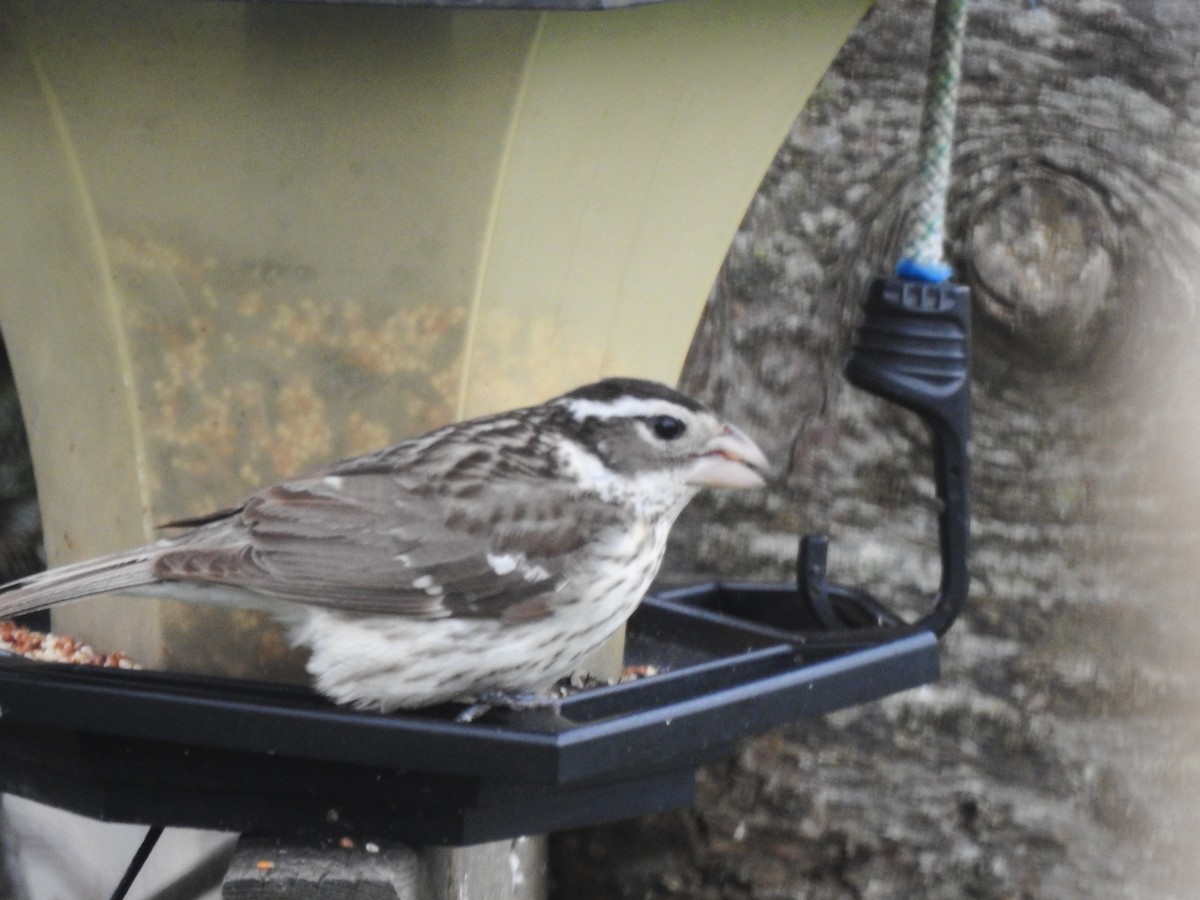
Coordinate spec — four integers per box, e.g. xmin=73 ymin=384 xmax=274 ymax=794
xmin=455 ymin=691 xmax=562 ymax=723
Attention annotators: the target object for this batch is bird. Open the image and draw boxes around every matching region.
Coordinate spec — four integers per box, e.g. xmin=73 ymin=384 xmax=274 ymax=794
xmin=0 ymin=377 xmax=769 ymax=715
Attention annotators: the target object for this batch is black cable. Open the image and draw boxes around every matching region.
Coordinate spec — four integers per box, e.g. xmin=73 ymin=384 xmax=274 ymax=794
xmin=108 ymin=824 xmax=165 ymax=900
xmin=141 ymin=838 xmax=237 ymax=900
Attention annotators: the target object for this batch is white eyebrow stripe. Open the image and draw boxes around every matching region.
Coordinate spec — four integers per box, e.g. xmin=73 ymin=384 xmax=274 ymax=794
xmin=561 ymin=397 xmax=688 ymax=421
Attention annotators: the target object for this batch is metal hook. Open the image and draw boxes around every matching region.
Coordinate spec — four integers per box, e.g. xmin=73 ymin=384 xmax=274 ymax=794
xmin=799 ymin=276 xmax=972 ymax=637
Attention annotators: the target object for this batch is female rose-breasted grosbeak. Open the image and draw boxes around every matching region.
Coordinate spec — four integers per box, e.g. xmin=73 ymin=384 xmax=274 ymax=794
xmin=0 ymin=378 xmax=768 ymax=713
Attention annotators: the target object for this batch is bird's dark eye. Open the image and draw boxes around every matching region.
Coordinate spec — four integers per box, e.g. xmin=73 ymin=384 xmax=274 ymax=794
xmin=650 ymin=416 xmax=686 ymax=441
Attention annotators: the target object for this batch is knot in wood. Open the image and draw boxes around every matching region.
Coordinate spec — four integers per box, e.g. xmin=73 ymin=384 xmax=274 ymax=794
xmin=966 ymin=169 xmax=1119 ymax=369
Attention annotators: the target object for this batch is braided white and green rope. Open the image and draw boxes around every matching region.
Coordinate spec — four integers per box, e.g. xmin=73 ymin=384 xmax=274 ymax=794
xmin=897 ymin=0 xmax=969 ymax=284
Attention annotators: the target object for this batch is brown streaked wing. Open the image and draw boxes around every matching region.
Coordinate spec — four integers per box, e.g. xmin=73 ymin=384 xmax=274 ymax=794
xmin=151 ymin=471 xmax=627 ymax=620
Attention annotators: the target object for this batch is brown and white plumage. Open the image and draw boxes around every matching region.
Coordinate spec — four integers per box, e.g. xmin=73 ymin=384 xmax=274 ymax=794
xmin=0 ymin=378 xmax=769 ymax=711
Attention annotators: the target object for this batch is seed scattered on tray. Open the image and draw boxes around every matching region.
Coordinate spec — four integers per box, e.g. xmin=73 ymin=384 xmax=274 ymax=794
xmin=0 ymin=619 xmax=138 ymax=668
xmin=619 ymin=664 xmax=660 ymax=681
xmin=551 ymin=665 xmax=661 ymax=698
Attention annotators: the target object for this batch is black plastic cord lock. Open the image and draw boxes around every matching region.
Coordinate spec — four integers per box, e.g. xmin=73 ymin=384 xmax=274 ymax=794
xmin=800 ymin=276 xmax=971 ymax=637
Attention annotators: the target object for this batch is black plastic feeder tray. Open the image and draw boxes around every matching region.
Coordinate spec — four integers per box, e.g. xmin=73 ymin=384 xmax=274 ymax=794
xmin=0 ymin=275 xmax=970 ymax=847
xmin=0 ymin=588 xmax=936 ymax=849
xmin=0 ymin=586 xmax=938 ymax=845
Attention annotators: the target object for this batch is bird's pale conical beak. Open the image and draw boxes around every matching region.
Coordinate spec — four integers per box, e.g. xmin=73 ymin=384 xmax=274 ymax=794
xmin=686 ymin=424 xmax=770 ymax=489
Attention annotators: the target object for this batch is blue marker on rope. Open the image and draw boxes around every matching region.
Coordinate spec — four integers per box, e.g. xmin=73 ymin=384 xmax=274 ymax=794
xmin=896 ymin=257 xmax=954 ymax=284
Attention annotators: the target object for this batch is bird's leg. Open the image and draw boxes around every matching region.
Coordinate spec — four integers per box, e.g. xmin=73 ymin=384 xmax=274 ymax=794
xmin=454 ymin=691 xmax=562 ymax=723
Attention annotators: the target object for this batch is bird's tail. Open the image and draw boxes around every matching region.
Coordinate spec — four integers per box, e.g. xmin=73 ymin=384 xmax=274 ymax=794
xmin=0 ymin=548 xmax=158 ymax=619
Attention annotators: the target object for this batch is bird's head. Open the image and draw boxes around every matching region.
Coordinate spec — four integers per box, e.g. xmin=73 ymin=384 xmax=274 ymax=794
xmin=549 ymin=379 xmax=770 ymax=511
